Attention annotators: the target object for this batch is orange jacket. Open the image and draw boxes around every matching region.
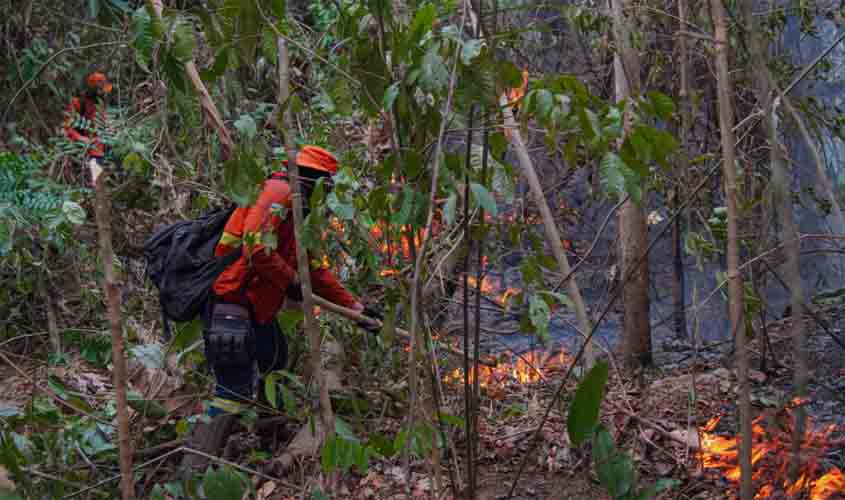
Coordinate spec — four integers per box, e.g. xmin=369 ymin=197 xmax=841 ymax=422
xmin=63 ymin=96 xmax=105 ymax=157
xmin=212 ymin=174 xmax=357 ymax=323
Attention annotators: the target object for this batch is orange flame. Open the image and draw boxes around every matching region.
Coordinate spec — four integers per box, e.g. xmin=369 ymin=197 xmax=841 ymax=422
xmin=698 ymin=404 xmax=845 ymax=499
xmin=466 ymin=275 xmax=520 ymax=307
xmin=443 ymin=350 xmax=568 ymax=390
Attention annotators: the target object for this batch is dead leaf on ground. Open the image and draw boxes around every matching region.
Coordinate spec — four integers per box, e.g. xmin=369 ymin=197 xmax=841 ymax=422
xmin=668 ymin=428 xmax=701 ymax=449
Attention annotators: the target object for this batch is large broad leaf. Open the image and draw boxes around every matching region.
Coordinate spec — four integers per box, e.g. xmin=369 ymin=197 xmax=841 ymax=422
xmin=62 ymin=201 xmax=85 ymax=226
xmin=327 ymin=192 xmax=355 ymax=220
xmin=223 ymin=148 xmax=265 ymax=206
xmin=233 ymin=114 xmax=257 ymax=141
xmin=383 ymin=83 xmax=400 ymax=111
xmin=469 ymin=183 xmax=498 ymax=216
xmin=597 ymin=453 xmax=636 ymax=498
xmin=170 ymin=18 xmax=196 ymax=63
xmin=131 ymin=6 xmax=160 ymax=71
xmin=419 ymin=46 xmax=449 ymax=93
xmin=567 ymin=360 xmax=609 ymax=445
xmin=203 ymin=466 xmax=247 ymax=500
xmin=172 ymin=319 xmax=202 ymax=352
xmin=599 ymin=152 xmax=641 ymax=202
xmin=644 ymin=91 xmax=675 ymax=120
xmin=390 ymin=186 xmax=415 ymax=226
xmin=335 ymin=417 xmax=360 ymax=443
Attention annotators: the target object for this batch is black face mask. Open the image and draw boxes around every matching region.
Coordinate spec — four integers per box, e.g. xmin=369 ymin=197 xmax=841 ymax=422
xmin=297 ymin=168 xmax=332 ymax=219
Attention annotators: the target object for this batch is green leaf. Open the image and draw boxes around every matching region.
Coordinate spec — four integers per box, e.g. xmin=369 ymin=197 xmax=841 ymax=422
xmin=321 ymin=435 xmax=338 ymax=473
xmin=469 ymin=183 xmax=498 ymax=216
xmin=497 ymin=61 xmax=523 ymax=88
xmin=335 ymin=417 xmax=359 ymax=443
xmin=592 ymin=425 xmax=616 ymax=464
xmin=62 ymin=201 xmax=85 ymax=226
xmin=203 ymin=466 xmax=246 ymax=500
xmin=461 ymin=39 xmax=483 ymax=65
xmin=597 ymin=454 xmax=635 ymax=498
xmin=437 ymin=411 xmax=465 ymax=429
xmin=534 ymin=89 xmax=554 ymax=117
xmin=173 ymin=319 xmax=202 ymax=352
xmin=420 ymin=46 xmax=449 ymax=93
xmin=278 ymin=309 xmax=304 ymax=335
xmin=528 ymin=294 xmax=551 ymax=343
xmin=171 ymin=19 xmax=196 ymax=63
xmin=599 ymin=152 xmax=641 ymax=202
xmin=131 ymin=343 xmax=164 ymax=370
xmin=631 ymin=479 xmax=681 ymax=500
xmin=264 ymin=376 xmax=278 ymax=409
xmin=202 ymin=47 xmax=231 ymax=82
xmin=391 ymin=186 xmax=414 ymax=225
xmin=131 ymin=6 xmax=159 ymax=71
xmin=0 ymin=218 xmax=13 ymax=256
xmin=233 ymin=114 xmax=257 ymax=141
xmin=645 ymin=91 xmax=675 ymax=120
xmin=540 ymin=291 xmax=574 ymax=309
xmin=127 ymin=392 xmax=168 ymax=419
xmin=223 ymin=148 xmax=265 ymax=206
xmin=578 ymin=107 xmax=601 ymax=142
xmin=443 ymin=192 xmax=458 ymax=225
xmin=327 ymin=192 xmax=355 ymax=220
xmin=366 ymin=433 xmax=396 ymax=457
xmin=567 ymin=360 xmax=609 ymax=446
xmin=383 ymin=83 xmax=400 ymax=111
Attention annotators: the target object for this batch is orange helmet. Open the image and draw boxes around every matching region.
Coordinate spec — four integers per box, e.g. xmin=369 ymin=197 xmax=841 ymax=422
xmin=282 ymin=145 xmax=338 ymax=175
xmin=86 ymin=72 xmax=113 ymax=93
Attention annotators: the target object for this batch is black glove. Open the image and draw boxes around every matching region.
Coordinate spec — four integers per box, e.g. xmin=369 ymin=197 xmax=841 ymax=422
xmin=356 ymin=305 xmax=383 ymax=335
xmin=362 ymin=305 xmax=383 ymax=322
xmin=285 ymin=280 xmax=303 ymax=302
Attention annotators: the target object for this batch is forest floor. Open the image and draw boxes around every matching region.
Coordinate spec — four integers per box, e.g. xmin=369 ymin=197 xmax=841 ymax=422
xmin=3 ymin=299 xmax=844 ymax=499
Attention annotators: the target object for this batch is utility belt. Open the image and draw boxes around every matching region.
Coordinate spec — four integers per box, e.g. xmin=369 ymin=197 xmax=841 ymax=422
xmin=204 ymin=300 xmax=255 ymax=366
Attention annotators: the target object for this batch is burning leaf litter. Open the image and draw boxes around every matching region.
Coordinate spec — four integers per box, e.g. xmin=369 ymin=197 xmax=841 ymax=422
xmin=697 ymin=399 xmax=845 ymax=499
xmin=442 ymin=349 xmax=569 ymax=392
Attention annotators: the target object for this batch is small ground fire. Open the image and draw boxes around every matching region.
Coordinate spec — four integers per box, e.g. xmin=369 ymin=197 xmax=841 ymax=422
xmin=698 ymin=400 xmax=845 ymax=499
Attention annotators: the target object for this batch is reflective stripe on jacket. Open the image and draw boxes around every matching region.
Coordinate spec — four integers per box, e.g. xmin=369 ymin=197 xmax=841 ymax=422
xmin=212 ymin=175 xmax=357 ymax=323
xmin=63 ymin=97 xmax=105 ymax=157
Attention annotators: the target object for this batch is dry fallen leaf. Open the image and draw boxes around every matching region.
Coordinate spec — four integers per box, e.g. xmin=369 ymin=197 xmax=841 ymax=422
xmin=257 ymin=480 xmax=277 ymax=500
xmin=668 ymin=428 xmax=701 ymax=449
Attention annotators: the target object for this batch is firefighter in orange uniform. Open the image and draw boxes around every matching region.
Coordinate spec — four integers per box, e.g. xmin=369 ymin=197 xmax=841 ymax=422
xmin=185 ymin=146 xmax=374 ymax=469
xmin=64 ymin=72 xmax=112 ymax=181
xmin=204 ymin=146 xmax=367 ymax=414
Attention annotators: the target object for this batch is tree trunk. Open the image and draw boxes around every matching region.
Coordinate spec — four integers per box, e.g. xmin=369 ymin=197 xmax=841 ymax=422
xmin=149 ymin=0 xmax=234 ymax=160
xmin=500 ymin=95 xmax=594 ymax=368
xmin=611 ymin=0 xmax=652 ymax=369
xmin=276 ymin=35 xmax=335 ymax=449
xmin=672 ymin=0 xmax=691 ymax=340
xmin=781 ymin=96 xmax=845 ymax=235
xmin=710 ymin=2 xmax=752 ymax=499
xmin=38 ymin=268 xmax=61 ymax=354
xmin=742 ymin=2 xmax=808 ymax=481
xmin=92 ymin=164 xmax=134 ymax=500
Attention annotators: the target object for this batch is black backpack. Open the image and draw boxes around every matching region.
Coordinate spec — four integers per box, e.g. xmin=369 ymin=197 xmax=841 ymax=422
xmin=143 ymin=205 xmax=241 ymax=338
